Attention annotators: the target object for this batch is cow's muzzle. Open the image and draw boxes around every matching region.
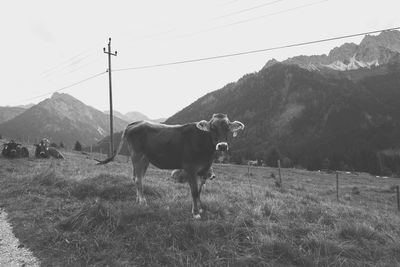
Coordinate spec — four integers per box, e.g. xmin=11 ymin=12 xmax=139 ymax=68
xmin=216 ymin=142 xmax=228 ymax=151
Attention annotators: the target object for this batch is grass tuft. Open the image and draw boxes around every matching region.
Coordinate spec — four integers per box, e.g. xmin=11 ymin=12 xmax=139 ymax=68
xmin=58 ymin=200 xmax=119 ymax=233
xmin=338 ymin=223 xmax=387 ymax=244
xmin=260 ymin=240 xmax=313 ymax=266
xmin=32 ymin=167 xmax=68 ymax=188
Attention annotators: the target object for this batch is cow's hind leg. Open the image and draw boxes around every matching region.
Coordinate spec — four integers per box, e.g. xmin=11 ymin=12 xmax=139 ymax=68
xmin=131 ymin=153 xmax=149 ymax=204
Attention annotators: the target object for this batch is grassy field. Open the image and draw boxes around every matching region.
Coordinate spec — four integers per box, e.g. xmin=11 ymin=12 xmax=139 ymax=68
xmin=1 ymin=147 xmax=400 ymax=266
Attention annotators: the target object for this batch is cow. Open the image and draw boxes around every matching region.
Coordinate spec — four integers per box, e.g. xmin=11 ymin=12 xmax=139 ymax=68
xmin=1 ymin=140 xmax=29 ymax=158
xmin=96 ymin=113 xmax=244 ymax=219
xmin=171 ymin=167 xmax=216 ymax=194
xmin=248 ymin=160 xmax=258 ymax=166
xmin=35 ymin=139 xmax=50 ymax=158
xmin=35 ymin=138 xmax=64 ymax=159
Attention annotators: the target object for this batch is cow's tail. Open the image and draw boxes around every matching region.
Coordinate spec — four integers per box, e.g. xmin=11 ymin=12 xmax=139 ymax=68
xmin=95 ymin=128 xmax=127 ymax=165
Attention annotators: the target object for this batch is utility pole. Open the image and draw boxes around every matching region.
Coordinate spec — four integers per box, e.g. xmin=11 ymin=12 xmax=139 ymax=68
xmin=103 ymin=38 xmax=117 ymax=157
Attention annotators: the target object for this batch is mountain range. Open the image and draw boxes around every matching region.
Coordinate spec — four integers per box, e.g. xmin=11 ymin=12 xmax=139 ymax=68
xmin=265 ymin=30 xmax=400 ymax=72
xmin=104 ymin=110 xmax=165 ymax=123
xmin=0 ymin=93 xmax=129 ymax=147
xmin=0 ymin=94 xmax=165 ymax=148
xmin=164 ymin=30 xmax=400 ymax=175
xmin=2 ymin=30 xmax=400 ymax=175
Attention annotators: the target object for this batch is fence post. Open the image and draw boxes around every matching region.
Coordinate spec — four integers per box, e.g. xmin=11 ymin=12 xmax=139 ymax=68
xmin=278 ymin=159 xmax=282 ymax=189
xmin=246 ymin=162 xmax=254 ymax=200
xmin=336 ymin=171 xmax=339 ymax=201
xmin=396 ymin=185 xmax=400 ymax=212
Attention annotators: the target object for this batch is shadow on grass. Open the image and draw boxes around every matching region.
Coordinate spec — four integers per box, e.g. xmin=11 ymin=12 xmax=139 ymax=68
xmin=28 ymin=169 xmax=164 ymax=202
xmin=71 ymin=174 xmax=163 ymax=201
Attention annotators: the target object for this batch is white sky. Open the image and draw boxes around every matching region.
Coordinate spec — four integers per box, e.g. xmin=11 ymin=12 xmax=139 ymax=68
xmin=1 ymin=0 xmax=399 ymax=119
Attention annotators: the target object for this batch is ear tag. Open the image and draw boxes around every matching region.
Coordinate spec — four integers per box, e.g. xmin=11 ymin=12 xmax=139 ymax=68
xmin=233 ymin=131 xmax=238 ymax=137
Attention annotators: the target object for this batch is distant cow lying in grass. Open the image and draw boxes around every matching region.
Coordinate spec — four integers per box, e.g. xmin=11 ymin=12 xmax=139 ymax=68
xmin=1 ymin=140 xmax=29 ymax=158
xmin=96 ymin=113 xmax=244 ymax=219
xmin=35 ymin=139 xmax=64 ymax=159
xmin=171 ymin=167 xmax=216 ymax=193
xmin=248 ymin=160 xmax=259 ymax=166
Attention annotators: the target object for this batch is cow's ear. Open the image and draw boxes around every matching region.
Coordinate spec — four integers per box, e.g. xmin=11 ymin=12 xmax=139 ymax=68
xmin=196 ymin=120 xmax=210 ymax=132
xmin=229 ymin=121 xmax=245 ymax=137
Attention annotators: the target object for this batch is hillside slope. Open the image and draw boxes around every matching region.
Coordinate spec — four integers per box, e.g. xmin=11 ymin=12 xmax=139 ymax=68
xmin=0 ymin=106 xmax=26 ymax=124
xmin=165 ymin=63 xmax=400 ymax=175
xmin=104 ymin=110 xmax=149 ymax=123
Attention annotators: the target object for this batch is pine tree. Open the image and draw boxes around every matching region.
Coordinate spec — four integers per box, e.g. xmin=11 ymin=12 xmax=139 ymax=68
xmin=74 ymin=141 xmax=82 ymax=151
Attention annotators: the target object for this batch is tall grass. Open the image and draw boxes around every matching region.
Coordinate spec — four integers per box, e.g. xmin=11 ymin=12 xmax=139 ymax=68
xmin=0 ymin=153 xmax=399 ymax=266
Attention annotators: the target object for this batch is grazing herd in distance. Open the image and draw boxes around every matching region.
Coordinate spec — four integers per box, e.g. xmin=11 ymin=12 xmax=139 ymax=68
xmin=1 ymin=138 xmax=65 ymax=159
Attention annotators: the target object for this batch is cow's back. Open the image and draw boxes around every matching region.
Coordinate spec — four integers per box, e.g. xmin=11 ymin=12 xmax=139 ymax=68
xmin=125 ymin=121 xmax=214 ymax=170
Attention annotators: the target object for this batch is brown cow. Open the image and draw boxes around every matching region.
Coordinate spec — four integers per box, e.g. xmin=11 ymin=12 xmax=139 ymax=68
xmin=35 ymin=138 xmax=64 ymax=159
xmin=96 ymin=113 xmax=244 ymax=218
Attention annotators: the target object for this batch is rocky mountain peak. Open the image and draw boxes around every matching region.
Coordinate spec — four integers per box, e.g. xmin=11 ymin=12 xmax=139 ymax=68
xmin=360 ymin=30 xmax=400 ymax=53
xmin=277 ymin=30 xmax=400 ymax=71
xmin=263 ymin=58 xmax=279 ymax=69
xmin=328 ymin=42 xmax=358 ymax=62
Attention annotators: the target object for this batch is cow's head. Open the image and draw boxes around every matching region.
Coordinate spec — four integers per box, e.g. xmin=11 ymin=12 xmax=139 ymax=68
xmin=7 ymin=140 xmax=20 ymax=157
xmin=196 ymin=113 xmax=244 ymax=151
xmin=35 ymin=139 xmax=49 ymax=158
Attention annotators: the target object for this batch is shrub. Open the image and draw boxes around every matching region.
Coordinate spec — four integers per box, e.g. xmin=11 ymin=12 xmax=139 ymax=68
xmin=352 ymin=186 xmax=360 ymax=195
xmin=74 ymin=141 xmax=82 ymax=151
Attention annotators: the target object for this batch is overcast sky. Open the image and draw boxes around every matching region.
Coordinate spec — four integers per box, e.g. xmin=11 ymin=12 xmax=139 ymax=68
xmin=1 ymin=0 xmax=399 ymax=119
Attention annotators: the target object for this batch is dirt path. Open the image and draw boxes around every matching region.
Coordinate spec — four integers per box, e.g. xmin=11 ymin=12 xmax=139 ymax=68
xmin=0 ymin=209 xmax=40 ymax=266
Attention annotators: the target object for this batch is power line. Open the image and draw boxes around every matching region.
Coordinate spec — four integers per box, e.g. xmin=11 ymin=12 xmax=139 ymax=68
xmin=118 ymin=0 xmax=316 ymax=50
xmin=34 ymin=0 xmax=320 ymax=80
xmin=22 ymin=71 xmax=106 ymax=102
xmin=219 ymin=0 xmax=241 ymax=7
xmin=39 ymin=44 xmax=103 ymax=77
xmin=213 ymin=0 xmax=286 ymax=20
xmin=113 ymin=26 xmax=400 ymax=72
xmin=59 ymin=57 xmax=104 ymax=77
xmin=42 ymin=54 xmax=103 ymax=80
xmin=178 ymin=0 xmax=329 ymax=39
xmin=226 ymin=0 xmax=328 ymax=26
xmin=15 ymin=26 xmax=400 ymax=106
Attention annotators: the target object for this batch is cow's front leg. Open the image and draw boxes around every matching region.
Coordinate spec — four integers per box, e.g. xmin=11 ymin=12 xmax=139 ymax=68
xmin=188 ymin=174 xmax=201 ymax=219
xmin=197 ymin=177 xmax=206 ymax=214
